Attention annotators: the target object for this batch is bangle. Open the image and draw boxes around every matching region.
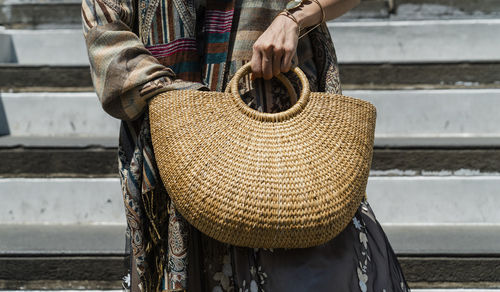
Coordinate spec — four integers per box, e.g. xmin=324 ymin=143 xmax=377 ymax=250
xmin=298 ymin=0 xmax=325 ymax=39
xmin=309 ymin=0 xmax=326 ymax=23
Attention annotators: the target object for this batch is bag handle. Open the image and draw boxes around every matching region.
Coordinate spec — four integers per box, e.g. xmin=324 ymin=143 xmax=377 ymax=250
xmin=225 ymin=67 xmax=298 ymax=103
xmin=228 ymin=63 xmax=311 ymax=122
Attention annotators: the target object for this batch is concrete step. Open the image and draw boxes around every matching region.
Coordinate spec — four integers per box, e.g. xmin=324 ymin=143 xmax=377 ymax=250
xmin=1 ymin=0 xmax=499 ymax=29
xmin=2 ymin=62 xmax=498 ymax=91
xmin=355 ymin=89 xmax=500 ymax=144
xmin=340 ymin=62 xmax=500 ymax=90
xmin=0 ymin=0 xmax=84 ymax=29
xmin=412 ymin=290 xmax=500 ymax=292
xmin=0 ymin=92 xmax=120 ymax=137
xmin=1 ymin=224 xmax=499 ymax=288
xmin=367 ymin=176 xmax=500 ymax=225
xmin=399 ymin=263 xmax=500 ymax=288
xmin=392 ymin=0 xmax=500 ymax=20
xmin=3 ymin=291 xmax=500 ymax=292
xmin=1 ymin=255 xmax=498 ymax=289
xmin=1 ymin=228 xmax=500 ymax=288
xmin=339 ymin=0 xmax=390 ymax=20
xmin=0 ymin=136 xmax=118 ymax=148
xmin=0 ymin=225 xmax=126 ymax=255
xmin=2 ymin=176 xmax=500 ymax=254
xmin=2 ymin=89 xmax=499 ymax=147
xmin=341 ymin=0 xmax=500 ymax=20
xmin=3 ymin=223 xmax=500 ymax=256
xmin=371 ymin=149 xmax=500 ymax=175
xmin=2 ymin=290 xmax=500 ymax=292
xmin=0 ymin=65 xmax=93 ymax=90
xmin=0 ymin=278 xmax=123 ymax=290
xmin=2 ymin=19 xmax=499 ymax=65
xmin=0 ymin=178 xmax=125 ymax=225
xmin=5 ymin=135 xmax=500 ymax=149
xmin=0 ymin=29 xmax=87 ymax=65
xmin=0 ymin=241 xmax=126 ymax=289
xmin=1 ymin=147 xmax=499 ymax=178
xmin=330 ymin=19 xmax=500 ymax=63
xmin=0 ymin=148 xmax=119 ymax=177
xmin=386 ymin=225 xmax=500 ymax=255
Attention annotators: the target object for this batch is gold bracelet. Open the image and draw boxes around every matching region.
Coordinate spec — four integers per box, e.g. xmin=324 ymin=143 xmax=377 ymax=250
xmin=298 ymin=0 xmax=325 ymax=39
xmin=310 ymin=0 xmax=326 ymax=23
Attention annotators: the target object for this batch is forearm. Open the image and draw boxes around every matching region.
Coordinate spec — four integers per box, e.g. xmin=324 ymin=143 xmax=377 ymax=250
xmin=248 ymin=0 xmax=360 ymax=79
xmin=291 ymin=0 xmax=360 ymax=28
xmin=82 ymin=0 xmax=206 ymax=121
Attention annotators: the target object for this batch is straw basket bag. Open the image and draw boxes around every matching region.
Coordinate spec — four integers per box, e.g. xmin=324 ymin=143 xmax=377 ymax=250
xmin=148 ymin=63 xmax=376 ymax=248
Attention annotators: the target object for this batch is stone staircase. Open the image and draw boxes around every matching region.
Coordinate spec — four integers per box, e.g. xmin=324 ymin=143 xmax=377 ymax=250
xmin=1 ymin=0 xmax=499 ymax=290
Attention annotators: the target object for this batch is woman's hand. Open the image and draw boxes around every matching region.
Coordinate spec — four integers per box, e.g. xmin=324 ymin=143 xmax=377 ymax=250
xmin=250 ymin=14 xmax=299 ymax=80
xmin=250 ymin=0 xmax=361 ymax=80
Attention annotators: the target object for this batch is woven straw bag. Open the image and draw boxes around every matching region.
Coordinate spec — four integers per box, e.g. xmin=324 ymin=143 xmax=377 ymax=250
xmin=149 ymin=63 xmax=376 ymax=248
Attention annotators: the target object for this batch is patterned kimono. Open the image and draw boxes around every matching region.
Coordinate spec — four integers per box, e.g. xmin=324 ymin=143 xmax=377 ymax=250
xmin=82 ymin=0 xmax=411 ymax=291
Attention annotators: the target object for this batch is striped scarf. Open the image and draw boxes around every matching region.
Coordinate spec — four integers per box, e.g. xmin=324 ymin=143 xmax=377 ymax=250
xmin=144 ymin=0 xmax=236 ymax=91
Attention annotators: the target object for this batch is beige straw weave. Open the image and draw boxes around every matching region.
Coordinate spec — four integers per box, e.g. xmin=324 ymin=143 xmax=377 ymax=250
xmin=149 ymin=63 xmax=376 ymax=248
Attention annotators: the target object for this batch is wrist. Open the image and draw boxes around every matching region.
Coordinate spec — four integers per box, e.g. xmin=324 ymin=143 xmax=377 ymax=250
xmin=276 ymin=11 xmax=301 ymax=35
xmin=291 ymin=8 xmax=319 ymax=28
xmin=287 ymin=0 xmax=324 ymax=28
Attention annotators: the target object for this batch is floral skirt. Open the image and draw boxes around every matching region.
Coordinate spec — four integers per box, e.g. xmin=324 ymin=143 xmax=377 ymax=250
xmin=183 ymin=199 xmax=411 ymax=292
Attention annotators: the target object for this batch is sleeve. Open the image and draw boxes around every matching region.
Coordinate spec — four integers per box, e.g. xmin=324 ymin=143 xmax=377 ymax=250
xmin=82 ymin=0 xmax=207 ymax=120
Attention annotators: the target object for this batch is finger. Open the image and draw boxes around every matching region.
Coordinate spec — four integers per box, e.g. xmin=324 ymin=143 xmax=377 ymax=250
xmin=281 ymin=44 xmax=295 ymax=72
xmin=272 ymin=47 xmax=283 ymax=77
xmin=262 ymin=47 xmax=273 ymax=80
xmin=251 ymin=45 xmax=263 ymax=79
xmin=291 ymin=53 xmax=298 ymax=68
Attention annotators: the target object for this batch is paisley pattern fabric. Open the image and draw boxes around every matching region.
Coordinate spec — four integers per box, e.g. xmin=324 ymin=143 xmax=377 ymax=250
xmin=229 ymin=200 xmax=409 ymax=292
xmin=83 ymin=0 xmax=411 ymax=291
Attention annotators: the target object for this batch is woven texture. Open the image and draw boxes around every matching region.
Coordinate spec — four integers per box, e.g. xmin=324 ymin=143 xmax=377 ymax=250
xmin=149 ymin=64 xmax=376 ymax=248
